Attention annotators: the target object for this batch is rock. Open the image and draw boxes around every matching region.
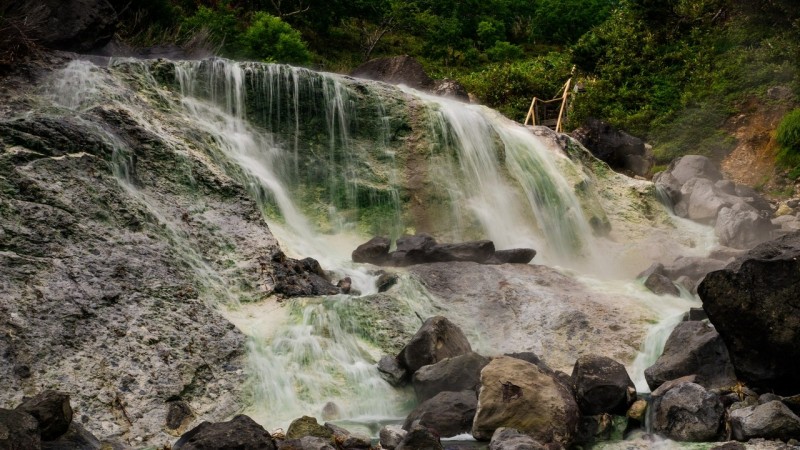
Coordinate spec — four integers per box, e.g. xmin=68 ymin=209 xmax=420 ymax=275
xmin=488 ymin=427 xmax=546 ymax=450
xmin=395 ymin=424 xmax=443 ymax=450
xmin=729 ymin=401 xmax=800 ymax=441
xmin=715 ymin=203 xmax=775 ymax=249
xmin=662 ymin=256 xmax=727 ymax=291
xmin=650 ymin=381 xmax=724 ymax=442
xmin=698 ymin=232 xmax=800 ymax=393
xmin=412 ymin=352 xmax=490 ymax=402
xmin=41 ymin=422 xmax=102 ymax=449
xmin=402 ymin=390 xmax=477 ymax=437
xmin=574 ymin=414 xmax=617 ymax=446
xmin=391 ymin=233 xmax=438 ymax=266
xmin=341 ymin=433 xmax=371 ymax=449
xmin=336 ymin=277 xmax=352 ymax=294
xmin=379 ymin=425 xmax=407 ymax=450
xmin=397 ymin=316 xmax=472 ymax=374
xmin=683 ymin=307 xmax=708 ymax=321
xmin=472 ymin=356 xmax=580 ymax=445
xmin=277 ymin=436 xmax=335 ymax=450
xmin=0 ymin=408 xmax=41 ymax=449
xmin=486 ymin=248 xmax=537 ymax=264
xmin=431 ymin=78 xmax=469 ymax=102
xmin=376 ymin=271 xmax=399 ymax=292
xmin=173 ymin=415 xmax=275 ymax=449
xmin=270 ymin=252 xmax=340 ymax=297
xmin=636 ymin=262 xmax=665 ymax=280
xmin=570 ymin=118 xmax=653 ymax=177
xmin=643 ymin=273 xmax=681 ymax=296
xmin=425 ymin=240 xmax=495 ymax=263
xmin=35 ymin=0 xmax=118 ymax=52
xmin=679 ymin=178 xmax=731 ymax=223
xmin=15 ymin=390 xmax=73 ymax=441
xmin=627 ymin=399 xmax=647 ymax=422
xmin=352 ymin=237 xmax=391 ymax=264
xmin=644 ymin=321 xmax=736 ymax=391
xmin=321 ymin=402 xmax=340 ymax=421
xmin=570 ymin=355 xmax=636 ymax=416
xmin=286 ymin=416 xmax=333 ymax=441
xmin=377 ymin=355 xmax=408 ymax=386
xmin=350 ymin=55 xmax=435 ymax=90
xmin=166 ymin=400 xmax=195 ymax=434
xmin=653 ymin=155 xmax=723 ymax=205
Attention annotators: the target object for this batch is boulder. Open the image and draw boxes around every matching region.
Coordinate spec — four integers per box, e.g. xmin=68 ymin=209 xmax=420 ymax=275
xmin=431 ymin=78 xmax=469 ymax=102
xmin=402 ymin=390 xmax=477 ymax=437
xmin=714 ymin=203 xmax=775 ymax=249
xmin=412 ymin=352 xmax=490 ymax=402
xmin=698 ymin=232 xmax=800 ymax=394
xmin=729 ymin=400 xmax=800 ymax=441
xmin=324 ymin=423 xmax=370 ymax=449
xmin=350 ymin=56 xmax=435 ymax=90
xmin=35 ymin=0 xmax=118 ymax=52
xmin=166 ymin=400 xmax=195 ymax=434
xmin=41 ymin=422 xmax=102 ymax=449
xmin=379 ymin=425 xmax=407 ymax=450
xmin=426 ymin=240 xmax=495 ymax=263
xmin=662 ymin=256 xmax=727 ymax=291
xmin=269 ymin=252 xmax=340 ymax=297
xmin=398 ymin=316 xmax=472 ymax=374
xmin=488 ymin=427 xmax=547 ymax=450
xmin=172 ymin=415 xmax=276 ymax=450
xmin=570 ymin=118 xmax=653 ymax=177
xmin=352 ymin=236 xmax=391 ymax=264
xmin=0 ymin=408 xmax=41 ymax=449
xmin=321 ymin=402 xmax=341 ymax=421
xmin=570 ymin=355 xmax=636 ymax=416
xmin=286 ymin=416 xmax=333 ymax=441
xmin=395 ymin=424 xmax=443 ymax=450
xmin=644 ymin=273 xmax=681 ymax=296
xmin=644 ymin=321 xmax=736 ymax=391
xmin=678 ymin=178 xmax=731 ymax=223
xmin=574 ymin=414 xmax=618 ymax=446
xmin=391 ymin=233 xmax=438 ymax=266
xmin=653 ymin=155 xmax=723 ymax=205
xmin=277 ymin=436 xmax=335 ymax=450
xmin=376 ymin=271 xmax=399 ymax=292
xmin=486 ymin=248 xmax=537 ymax=265
xmin=15 ymin=390 xmax=73 ymax=441
xmin=472 ymin=356 xmax=580 ymax=445
xmin=377 ymin=355 xmax=408 ymax=386
xmin=650 ymin=381 xmax=724 ymax=442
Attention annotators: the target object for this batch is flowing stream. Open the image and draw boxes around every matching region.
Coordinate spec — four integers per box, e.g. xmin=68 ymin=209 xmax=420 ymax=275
xmin=47 ymin=57 xmax=719 ymax=435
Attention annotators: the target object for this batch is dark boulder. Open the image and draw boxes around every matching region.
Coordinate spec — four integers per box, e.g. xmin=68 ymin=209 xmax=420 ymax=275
xmin=41 ymin=422 xmax=102 ymax=450
xmin=377 ymin=355 xmax=408 ymax=387
xmin=376 ymin=271 xmax=399 ymax=292
xmin=644 ymin=321 xmax=736 ymax=391
xmin=398 ymin=316 xmax=472 ymax=374
xmin=426 ymin=240 xmax=495 ymax=263
xmin=379 ymin=425 xmax=407 ymax=450
xmin=395 ymin=424 xmax=443 ymax=450
xmin=269 ymin=252 xmax=340 ymax=297
xmin=570 ymin=118 xmax=653 ymax=177
xmin=486 ymin=248 xmax=537 ymax=265
xmin=352 ymin=237 xmax=390 ymax=264
xmin=729 ymin=400 xmax=800 ymax=441
xmin=36 ymin=0 xmax=118 ymax=52
xmin=390 ymin=234 xmax=438 ymax=266
xmin=570 ymin=355 xmax=636 ymax=416
xmin=350 ymin=56 xmax=435 ymax=90
xmin=698 ymin=232 xmax=800 ymax=394
xmin=412 ymin=352 xmax=490 ymax=402
xmin=0 ymin=408 xmax=41 ymax=449
xmin=173 ymin=415 xmax=275 ymax=450
xmin=431 ymin=79 xmax=469 ymax=102
xmin=15 ymin=390 xmax=72 ymax=441
xmin=650 ymin=381 xmax=724 ymax=442
xmin=402 ymin=390 xmax=477 ymax=437
xmin=286 ymin=416 xmax=333 ymax=441
xmin=489 ymin=427 xmax=547 ymax=450
xmin=165 ymin=400 xmax=195 ymax=433
xmin=277 ymin=436 xmax=335 ymax=450
xmin=644 ymin=273 xmax=681 ymax=297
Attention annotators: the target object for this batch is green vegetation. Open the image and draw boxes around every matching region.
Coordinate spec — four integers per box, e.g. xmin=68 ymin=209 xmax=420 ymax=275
xmin=776 ymin=109 xmax=800 ymax=177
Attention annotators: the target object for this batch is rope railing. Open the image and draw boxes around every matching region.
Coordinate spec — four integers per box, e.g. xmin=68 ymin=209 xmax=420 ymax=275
xmin=523 ymin=77 xmax=572 ymax=133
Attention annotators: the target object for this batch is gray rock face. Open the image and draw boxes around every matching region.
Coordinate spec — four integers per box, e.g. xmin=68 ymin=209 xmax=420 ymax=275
xmin=651 ymin=381 xmax=724 ymax=442
xmin=350 ymin=55 xmax=469 ymax=102
xmin=570 ymin=355 xmax=635 ymax=416
xmin=489 ymin=427 xmax=546 ymax=450
xmin=173 ymin=415 xmax=275 ymax=450
xmin=715 ymin=203 xmax=775 ymax=250
xmin=35 ymin=0 xmax=118 ymax=52
xmin=395 ymin=424 xmax=443 ymax=450
xmin=729 ymin=400 xmax=800 ymax=441
xmin=644 ymin=272 xmax=681 ymax=296
xmin=15 ymin=390 xmax=73 ymax=441
xmin=412 ymin=352 xmax=490 ymax=402
xmin=644 ymin=321 xmax=736 ymax=391
xmin=377 ymin=355 xmax=408 ymax=387
xmin=402 ymin=390 xmax=477 ymax=437
xmin=570 ymin=118 xmax=653 ymax=177
xmin=698 ymin=232 xmax=800 ymax=394
xmin=397 ymin=316 xmax=472 ymax=374
xmin=379 ymin=425 xmax=407 ymax=450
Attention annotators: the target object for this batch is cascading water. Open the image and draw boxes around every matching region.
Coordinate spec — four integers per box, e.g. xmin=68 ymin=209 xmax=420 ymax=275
xmin=43 ymin=56 xmax=721 ymax=440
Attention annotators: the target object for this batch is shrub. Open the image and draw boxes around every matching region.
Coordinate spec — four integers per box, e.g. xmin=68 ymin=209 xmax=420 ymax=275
xmin=776 ymin=109 xmax=800 ymax=170
xmin=182 ymin=5 xmax=241 ymax=54
xmin=242 ymin=12 xmax=311 ymax=65
xmin=485 ymin=41 xmax=523 ymax=62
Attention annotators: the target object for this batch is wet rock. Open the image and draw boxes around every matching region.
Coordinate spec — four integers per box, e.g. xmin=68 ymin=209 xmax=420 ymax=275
xmin=270 ymin=252 xmax=340 ymax=297
xmin=574 ymin=414 xmax=618 ymax=446
xmin=654 ymin=155 xmax=724 ymax=204
xmin=662 ymin=256 xmax=727 ymax=291
xmin=172 ymin=415 xmax=275 ymax=449
xmin=321 ymin=402 xmax=341 ymax=421
xmin=0 ymin=408 xmax=41 ymax=449
xmin=643 ymin=273 xmax=681 ymax=296
xmin=323 ymin=423 xmax=370 ymax=449
xmin=165 ymin=400 xmax=195 ymax=434
xmin=390 ymin=233 xmax=438 ymax=266
xmin=570 ymin=118 xmax=653 ymax=177
xmin=644 ymin=321 xmax=736 ymax=391
xmin=489 ymin=427 xmax=546 ymax=450
xmin=698 ymin=232 xmax=800 ymax=394
xmin=377 ymin=355 xmax=408 ymax=386
xmin=379 ymin=425 xmax=407 ymax=450
xmin=729 ymin=400 xmax=800 ymax=441
xmin=336 ymin=277 xmax=352 ymax=294
xmin=403 ymin=390 xmax=477 ymax=437
xmin=41 ymin=422 xmax=102 ymax=449
xmin=376 ymin=271 xmax=399 ymax=292
xmin=715 ymin=203 xmax=775 ymax=249
xmin=286 ymin=416 xmax=333 ymax=441
xmin=627 ymin=399 xmax=647 ymax=422
xmin=397 ymin=316 xmax=472 ymax=374
xmin=431 ymin=78 xmax=469 ymax=102
xmin=413 ymin=352 xmax=490 ymax=402
xmin=15 ymin=390 xmax=73 ymax=441
xmin=425 ymin=240 xmax=495 ymax=263
xmin=570 ymin=355 xmax=636 ymax=416
xmin=277 ymin=436 xmax=335 ymax=450
xmin=395 ymin=424 xmax=443 ymax=450
xmin=650 ymin=381 xmax=723 ymax=442
xmin=682 ymin=307 xmax=708 ymax=321
xmin=472 ymin=356 xmax=580 ymax=445
xmin=486 ymin=248 xmax=537 ymax=265
xmin=352 ymin=236 xmax=391 ymax=264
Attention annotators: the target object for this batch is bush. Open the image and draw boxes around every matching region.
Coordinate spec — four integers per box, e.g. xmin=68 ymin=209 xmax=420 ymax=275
xmin=776 ymin=109 xmax=800 ymax=169
xmin=182 ymin=5 xmax=240 ymax=53
xmin=486 ymin=41 xmax=523 ymax=62
xmin=242 ymin=12 xmax=311 ymax=65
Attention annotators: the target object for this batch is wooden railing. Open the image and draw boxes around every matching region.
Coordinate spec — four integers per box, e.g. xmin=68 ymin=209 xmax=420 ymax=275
xmin=523 ymin=77 xmax=572 ymax=133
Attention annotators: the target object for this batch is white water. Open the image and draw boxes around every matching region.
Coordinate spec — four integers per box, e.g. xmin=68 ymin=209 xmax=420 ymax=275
xmin=46 ymin=58 xmax=720 ymax=434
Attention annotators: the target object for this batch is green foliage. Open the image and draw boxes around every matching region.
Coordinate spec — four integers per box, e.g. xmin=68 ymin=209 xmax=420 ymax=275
xmin=182 ymin=5 xmax=241 ymax=51
xmin=533 ymin=0 xmax=618 ymax=44
xmin=486 ymin=41 xmax=523 ymax=62
xmin=776 ymin=109 xmax=800 ymax=170
xmin=242 ymin=12 xmax=311 ymax=64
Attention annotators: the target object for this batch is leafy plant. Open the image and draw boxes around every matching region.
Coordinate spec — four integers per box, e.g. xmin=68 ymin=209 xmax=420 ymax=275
xmin=776 ymin=109 xmax=800 ymax=170
xmin=242 ymin=12 xmax=311 ymax=64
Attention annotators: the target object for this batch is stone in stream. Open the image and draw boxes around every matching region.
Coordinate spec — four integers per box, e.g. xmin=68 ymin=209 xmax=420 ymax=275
xmin=351 ymin=236 xmax=391 ymax=264
xmin=649 ymin=380 xmax=724 ymax=442
xmin=698 ymin=232 xmax=800 ymax=394
xmin=395 ymin=424 xmax=443 ymax=450
xmin=277 ymin=436 xmax=335 ymax=450
xmin=643 ymin=272 xmax=681 ymax=296
xmin=570 ymin=355 xmax=636 ymax=416
xmin=378 ymin=355 xmax=408 ymax=386
xmin=269 ymin=252 xmax=340 ymax=297
xmin=379 ymin=425 xmax=407 ymax=450
xmin=485 ymin=248 xmax=537 ymax=264
xmin=488 ymin=427 xmax=547 ymax=450
xmin=42 ymin=422 xmax=103 ymax=449
xmin=285 ymin=416 xmax=333 ymax=441
xmin=412 ymin=351 xmax=490 ymax=402
xmin=397 ymin=316 xmax=472 ymax=374
xmin=729 ymin=400 xmax=800 ymax=441
xmin=172 ymin=414 xmax=276 ymax=449
xmin=15 ymin=390 xmax=73 ymax=441
xmin=376 ymin=271 xmax=400 ymax=292
xmin=402 ymin=390 xmax=477 ymax=438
